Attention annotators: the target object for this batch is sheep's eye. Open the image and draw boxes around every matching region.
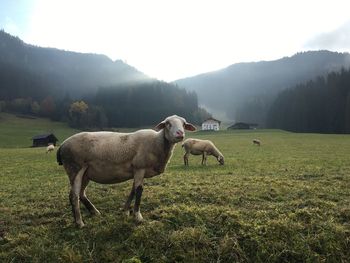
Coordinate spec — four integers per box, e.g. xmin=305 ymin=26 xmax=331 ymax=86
xmin=166 ymin=121 xmax=172 ymax=128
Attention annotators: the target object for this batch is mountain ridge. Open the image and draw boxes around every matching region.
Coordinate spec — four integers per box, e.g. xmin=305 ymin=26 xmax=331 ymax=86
xmin=174 ymin=50 xmax=350 ymax=124
xmin=0 ymin=30 xmax=150 ymax=99
xmin=2 ymin=30 xmax=350 ymax=127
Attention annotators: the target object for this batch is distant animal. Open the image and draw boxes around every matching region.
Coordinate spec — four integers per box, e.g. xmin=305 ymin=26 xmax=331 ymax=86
xmin=253 ymin=139 xmax=261 ymax=146
xmin=46 ymin=144 xmax=55 ymax=153
xmin=182 ymin=138 xmax=224 ymax=166
xmin=57 ymin=115 xmax=196 ymax=228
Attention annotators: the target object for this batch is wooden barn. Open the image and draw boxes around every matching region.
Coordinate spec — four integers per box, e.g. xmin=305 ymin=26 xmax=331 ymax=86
xmin=227 ymin=122 xmax=258 ymax=130
xmin=201 ymin=118 xmax=221 ymax=131
xmin=32 ymin=133 xmax=58 ymax=147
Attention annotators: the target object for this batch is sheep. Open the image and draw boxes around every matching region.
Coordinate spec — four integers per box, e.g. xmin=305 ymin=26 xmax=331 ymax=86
xmin=182 ymin=138 xmax=224 ymax=166
xmin=46 ymin=144 xmax=55 ymax=153
xmin=56 ymin=115 xmax=196 ymax=228
xmin=253 ymin=139 xmax=261 ymax=146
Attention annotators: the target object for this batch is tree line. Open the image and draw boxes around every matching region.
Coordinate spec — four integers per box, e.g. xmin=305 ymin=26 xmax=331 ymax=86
xmin=267 ymin=68 xmax=350 ymax=133
xmin=93 ymin=81 xmax=207 ymax=127
xmin=0 ymin=80 xmax=211 ymax=128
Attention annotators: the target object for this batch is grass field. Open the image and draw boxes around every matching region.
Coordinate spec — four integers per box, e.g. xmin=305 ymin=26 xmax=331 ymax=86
xmin=0 ymin=113 xmax=79 ymax=148
xmin=1 ymin=120 xmax=350 ymax=262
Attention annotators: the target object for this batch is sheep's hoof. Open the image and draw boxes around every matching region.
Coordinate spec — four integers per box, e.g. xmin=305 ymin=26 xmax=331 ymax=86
xmin=134 ymin=211 xmax=144 ymax=222
xmin=125 ymin=210 xmax=131 ymax=217
xmin=76 ymin=221 xmax=85 ymax=228
xmin=91 ymin=209 xmax=101 ymax=216
xmin=124 ymin=208 xmax=133 ymax=217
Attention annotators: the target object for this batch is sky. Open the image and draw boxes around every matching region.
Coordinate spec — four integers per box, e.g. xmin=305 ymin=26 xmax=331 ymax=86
xmin=1 ymin=0 xmax=350 ymax=81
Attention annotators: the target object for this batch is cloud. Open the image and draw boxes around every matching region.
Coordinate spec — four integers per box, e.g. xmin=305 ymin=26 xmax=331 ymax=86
xmin=305 ymin=20 xmax=350 ymax=51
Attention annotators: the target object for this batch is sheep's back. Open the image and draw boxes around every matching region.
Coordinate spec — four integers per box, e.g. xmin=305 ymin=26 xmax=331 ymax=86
xmin=184 ymin=138 xmax=214 ymax=151
xmin=60 ymin=130 xmax=159 ymax=165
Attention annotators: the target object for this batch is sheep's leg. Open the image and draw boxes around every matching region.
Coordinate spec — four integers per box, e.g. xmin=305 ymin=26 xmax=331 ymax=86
xmin=123 ymin=182 xmax=135 ymax=216
xmin=80 ymin=175 xmax=100 ymax=216
xmin=202 ymin=152 xmax=207 ymax=165
xmin=69 ymin=165 xmax=87 ymax=228
xmin=133 ymin=169 xmax=145 ymax=222
xmin=184 ymin=152 xmax=189 ymax=166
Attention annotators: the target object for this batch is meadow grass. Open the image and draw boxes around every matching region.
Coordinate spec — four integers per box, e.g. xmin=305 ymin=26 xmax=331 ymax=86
xmin=1 ymin=128 xmax=350 ymax=262
xmin=0 ymin=113 xmax=79 ymax=148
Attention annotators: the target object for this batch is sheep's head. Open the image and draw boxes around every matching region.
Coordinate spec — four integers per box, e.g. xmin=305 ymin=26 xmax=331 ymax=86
xmin=155 ymin=115 xmax=196 ymax=143
xmin=217 ymin=155 xmax=225 ymax=165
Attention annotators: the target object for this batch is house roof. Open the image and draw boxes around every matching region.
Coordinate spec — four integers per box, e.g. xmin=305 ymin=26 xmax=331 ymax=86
xmin=228 ymin=122 xmax=258 ymax=128
xmin=32 ymin=133 xmax=58 ymax=141
xmin=202 ymin=117 xmax=221 ymax=124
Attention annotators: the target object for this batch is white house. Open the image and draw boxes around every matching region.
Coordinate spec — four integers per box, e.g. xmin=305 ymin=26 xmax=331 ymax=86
xmin=201 ymin=118 xmax=221 ymax=131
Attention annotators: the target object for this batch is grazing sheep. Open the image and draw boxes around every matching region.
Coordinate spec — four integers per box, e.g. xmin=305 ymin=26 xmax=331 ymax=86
xmin=182 ymin=138 xmax=224 ymax=166
xmin=253 ymin=139 xmax=261 ymax=146
xmin=57 ymin=115 xmax=196 ymax=227
xmin=46 ymin=144 xmax=55 ymax=153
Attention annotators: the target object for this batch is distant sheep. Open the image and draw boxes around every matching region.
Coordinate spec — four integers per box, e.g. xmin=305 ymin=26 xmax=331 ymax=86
xmin=46 ymin=144 xmax=55 ymax=153
xmin=57 ymin=115 xmax=196 ymax=227
xmin=253 ymin=139 xmax=261 ymax=146
xmin=182 ymin=138 xmax=224 ymax=166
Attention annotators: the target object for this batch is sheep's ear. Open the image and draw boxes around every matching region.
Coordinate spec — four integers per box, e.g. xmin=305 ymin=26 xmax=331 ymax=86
xmin=155 ymin=121 xmax=166 ymax=131
xmin=184 ymin=122 xmax=196 ymax=131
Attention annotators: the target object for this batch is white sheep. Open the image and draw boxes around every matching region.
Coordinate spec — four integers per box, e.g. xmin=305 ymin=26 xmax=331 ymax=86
xmin=57 ymin=115 xmax=196 ymax=227
xmin=253 ymin=139 xmax=261 ymax=146
xmin=46 ymin=144 xmax=55 ymax=153
xmin=182 ymin=138 xmax=224 ymax=166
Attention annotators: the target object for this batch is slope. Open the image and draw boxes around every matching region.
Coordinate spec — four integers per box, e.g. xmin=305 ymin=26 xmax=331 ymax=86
xmin=174 ymin=51 xmax=350 ymax=125
xmin=0 ymin=112 xmax=79 ymax=148
xmin=0 ymin=30 xmax=150 ymax=100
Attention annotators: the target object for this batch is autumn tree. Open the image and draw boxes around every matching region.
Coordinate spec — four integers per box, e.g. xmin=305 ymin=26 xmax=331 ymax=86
xmin=40 ymin=96 xmax=56 ymax=117
xmin=0 ymin=100 xmax=5 ymax=112
xmin=30 ymin=101 xmax=40 ymax=114
xmin=68 ymin=100 xmax=89 ymax=128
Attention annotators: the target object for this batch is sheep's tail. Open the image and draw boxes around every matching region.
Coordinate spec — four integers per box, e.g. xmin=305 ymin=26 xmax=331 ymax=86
xmin=56 ymin=146 xmax=63 ymax=165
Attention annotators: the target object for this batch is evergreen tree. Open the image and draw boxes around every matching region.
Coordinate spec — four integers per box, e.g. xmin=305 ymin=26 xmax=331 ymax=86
xmin=267 ymin=68 xmax=350 ymax=133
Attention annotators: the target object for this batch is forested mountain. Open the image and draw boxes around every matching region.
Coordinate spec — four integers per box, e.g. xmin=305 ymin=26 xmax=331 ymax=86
xmin=0 ymin=31 xmax=210 ymax=128
xmin=92 ymin=81 xmax=207 ymax=127
xmin=3 ymin=29 xmax=350 ymax=131
xmin=0 ymin=30 xmax=149 ymax=100
xmin=175 ymin=51 xmax=350 ymax=126
xmin=267 ymin=69 xmax=350 ymax=133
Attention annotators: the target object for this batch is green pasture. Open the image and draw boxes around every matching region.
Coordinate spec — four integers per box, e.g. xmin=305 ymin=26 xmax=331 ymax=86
xmin=0 ymin=113 xmax=79 ymax=148
xmin=0 ymin=117 xmax=350 ymax=262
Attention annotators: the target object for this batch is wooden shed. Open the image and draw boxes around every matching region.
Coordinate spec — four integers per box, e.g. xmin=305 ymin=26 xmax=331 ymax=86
xmin=227 ymin=122 xmax=258 ymax=130
xmin=32 ymin=133 xmax=58 ymax=147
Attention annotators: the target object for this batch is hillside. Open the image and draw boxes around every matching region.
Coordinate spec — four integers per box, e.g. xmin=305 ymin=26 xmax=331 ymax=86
xmin=0 ymin=113 xmax=79 ymax=148
xmin=0 ymin=30 xmax=150 ymax=100
xmin=0 ymin=31 xmax=209 ymax=127
xmin=174 ymin=51 xmax=350 ymax=125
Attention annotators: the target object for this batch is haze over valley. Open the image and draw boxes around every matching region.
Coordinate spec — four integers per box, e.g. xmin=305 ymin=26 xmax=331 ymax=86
xmin=1 ymin=0 xmax=350 ymax=132
xmin=1 ymin=29 xmax=350 ymax=133
xmin=175 ymin=50 xmax=350 ymax=125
